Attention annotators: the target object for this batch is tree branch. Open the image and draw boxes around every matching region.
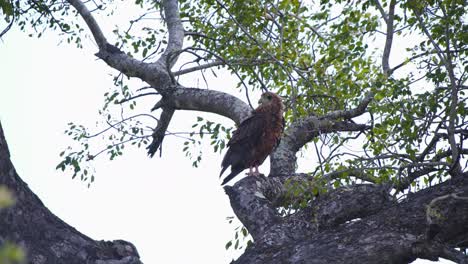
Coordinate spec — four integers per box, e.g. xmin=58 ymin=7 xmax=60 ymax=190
xmin=224 ymin=176 xmax=282 ymax=241
xmin=229 ymin=173 xmax=468 ymax=263
xmin=0 ymin=123 xmax=142 ymax=264
xmin=413 ymin=6 xmax=462 ymax=176
xmin=373 ymin=0 xmax=388 ymax=24
xmin=382 ymin=0 xmax=396 ymax=75
xmin=271 ymin=93 xmax=373 ymax=176
xmin=146 ymin=87 xmax=252 ymax=156
xmin=147 ymin=106 xmax=175 ymax=157
xmin=67 ymin=0 xmax=107 ymax=49
xmin=152 ymin=87 xmax=252 ymax=125
xmin=158 ymin=0 xmax=184 ymax=68
xmin=67 ymin=0 xmax=173 ymax=90
xmin=173 ymin=58 xmax=272 ymax=76
xmin=225 ymin=175 xmax=393 ymax=245
xmin=321 ymin=92 xmax=374 ymax=120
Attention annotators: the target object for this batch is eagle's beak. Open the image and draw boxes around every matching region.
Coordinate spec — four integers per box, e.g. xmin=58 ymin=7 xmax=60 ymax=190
xmin=258 ymin=98 xmax=263 ymax=104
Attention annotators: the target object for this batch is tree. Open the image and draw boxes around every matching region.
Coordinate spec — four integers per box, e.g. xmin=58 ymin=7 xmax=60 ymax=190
xmin=1 ymin=0 xmax=468 ymax=263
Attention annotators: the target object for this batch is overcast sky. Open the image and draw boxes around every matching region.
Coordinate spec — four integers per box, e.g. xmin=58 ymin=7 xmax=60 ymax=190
xmin=0 ymin=9 xmax=455 ymax=264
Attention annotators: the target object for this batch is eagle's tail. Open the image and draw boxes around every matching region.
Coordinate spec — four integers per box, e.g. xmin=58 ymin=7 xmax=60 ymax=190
xmin=221 ymin=166 xmax=244 ymax=185
xmin=219 ymin=165 xmax=228 ymax=178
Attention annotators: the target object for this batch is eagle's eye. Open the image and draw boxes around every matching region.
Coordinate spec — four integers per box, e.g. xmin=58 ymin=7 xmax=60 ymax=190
xmin=267 ymin=95 xmax=272 ymax=100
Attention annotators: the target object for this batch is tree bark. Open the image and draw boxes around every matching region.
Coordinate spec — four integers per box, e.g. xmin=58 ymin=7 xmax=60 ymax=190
xmin=225 ymin=174 xmax=468 ymax=264
xmin=0 ymin=123 xmax=142 ymax=264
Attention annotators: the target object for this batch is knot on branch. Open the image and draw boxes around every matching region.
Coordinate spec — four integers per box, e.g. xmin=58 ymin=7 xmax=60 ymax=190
xmin=98 ymin=240 xmax=140 ymax=259
xmin=425 ymin=190 xmax=468 ymax=242
xmin=95 ymin=43 xmax=124 ymax=60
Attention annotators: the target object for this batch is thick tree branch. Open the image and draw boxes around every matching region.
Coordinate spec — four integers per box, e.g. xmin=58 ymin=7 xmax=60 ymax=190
xmin=227 ymin=171 xmax=468 ymax=263
xmin=0 ymin=123 xmax=142 ymax=264
xmin=225 ymin=175 xmax=392 ymax=245
xmin=152 ymin=87 xmax=252 ymax=125
xmin=67 ymin=0 xmax=174 ymax=89
xmin=224 ymin=176 xmax=282 ymax=241
xmin=158 ymin=0 xmax=184 ymax=68
xmin=68 ymin=0 xmax=187 ymax=157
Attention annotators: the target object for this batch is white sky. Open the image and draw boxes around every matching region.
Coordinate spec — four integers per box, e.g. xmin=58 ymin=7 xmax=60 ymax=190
xmin=0 ymin=8 xmax=455 ymax=264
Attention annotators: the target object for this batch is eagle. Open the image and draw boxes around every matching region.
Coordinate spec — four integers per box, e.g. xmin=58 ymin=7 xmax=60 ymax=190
xmin=220 ymin=92 xmax=285 ymax=185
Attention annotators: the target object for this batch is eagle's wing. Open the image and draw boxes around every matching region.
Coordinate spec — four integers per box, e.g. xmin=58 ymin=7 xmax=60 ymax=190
xmin=274 ymin=116 xmax=285 ymax=149
xmin=220 ymin=112 xmax=266 ymax=185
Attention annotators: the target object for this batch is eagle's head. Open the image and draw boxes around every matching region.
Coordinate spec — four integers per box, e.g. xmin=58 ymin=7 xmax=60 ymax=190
xmin=258 ymin=92 xmax=284 ymax=112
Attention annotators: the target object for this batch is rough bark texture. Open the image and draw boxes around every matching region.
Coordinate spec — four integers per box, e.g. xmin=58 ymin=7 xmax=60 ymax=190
xmin=226 ymin=174 xmax=468 ymax=264
xmin=0 ymin=123 xmax=142 ymax=264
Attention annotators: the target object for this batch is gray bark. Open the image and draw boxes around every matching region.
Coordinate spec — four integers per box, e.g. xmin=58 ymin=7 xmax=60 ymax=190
xmin=0 ymin=123 xmax=142 ymax=264
xmin=227 ymin=174 xmax=468 ymax=264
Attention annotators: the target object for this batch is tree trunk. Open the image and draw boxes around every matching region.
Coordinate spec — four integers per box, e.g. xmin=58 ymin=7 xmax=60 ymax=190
xmin=0 ymin=122 xmax=142 ymax=264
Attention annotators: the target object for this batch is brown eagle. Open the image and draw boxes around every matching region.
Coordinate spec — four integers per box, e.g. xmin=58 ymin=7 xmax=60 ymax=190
xmin=220 ymin=92 xmax=285 ymax=185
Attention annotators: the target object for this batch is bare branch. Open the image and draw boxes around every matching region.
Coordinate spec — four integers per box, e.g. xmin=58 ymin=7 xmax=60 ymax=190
xmin=321 ymin=92 xmax=374 ymax=120
xmin=271 ymin=119 xmax=371 ymax=176
xmin=173 ymin=58 xmax=272 ymax=76
xmin=67 ymin=0 xmax=107 ymax=49
xmin=382 ymin=0 xmax=396 ymax=75
xmin=0 ymin=15 xmax=14 ymax=39
xmin=158 ymin=0 xmax=184 ymax=68
xmin=323 ymin=168 xmax=378 ymax=183
xmin=147 ymin=107 xmax=175 ymax=157
xmin=67 ymin=0 xmax=174 ymax=90
xmin=412 ymin=6 xmax=462 ymax=176
xmin=118 ymin=92 xmax=160 ymax=104
xmin=154 ymin=87 xmax=252 ymax=125
xmin=389 ymin=48 xmax=468 ymax=75
xmin=373 ymin=0 xmax=388 ymax=24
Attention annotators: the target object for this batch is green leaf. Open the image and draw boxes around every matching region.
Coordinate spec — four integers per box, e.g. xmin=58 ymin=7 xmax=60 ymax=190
xmin=225 ymin=241 xmax=232 ymax=250
xmin=0 ymin=0 xmax=13 ymax=17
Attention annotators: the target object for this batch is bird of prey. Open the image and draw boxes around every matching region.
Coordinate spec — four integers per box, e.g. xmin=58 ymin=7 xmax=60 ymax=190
xmin=220 ymin=92 xmax=285 ymax=185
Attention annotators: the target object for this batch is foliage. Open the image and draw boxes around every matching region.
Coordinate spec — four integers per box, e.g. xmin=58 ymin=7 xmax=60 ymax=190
xmin=0 ymin=242 xmax=25 ymax=264
xmin=0 ymin=0 xmax=13 ymax=17
xmin=0 ymin=185 xmax=15 ymax=208
xmin=225 ymin=216 xmax=252 ymax=253
xmin=0 ymin=186 xmax=25 ymax=264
